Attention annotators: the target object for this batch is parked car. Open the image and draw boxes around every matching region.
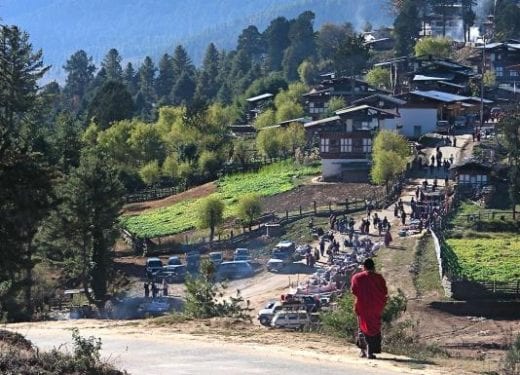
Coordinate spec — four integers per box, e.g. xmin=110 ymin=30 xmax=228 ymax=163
xmin=257 ymin=300 xmax=284 ymax=326
xmin=167 ymin=256 xmax=182 ymax=266
xmin=145 ymin=257 xmax=163 ymax=277
xmin=274 ymin=240 xmax=296 ymax=253
xmin=216 ymin=261 xmax=254 ymax=280
xmin=160 ymin=264 xmax=187 ymax=283
xmin=490 ymin=107 xmax=503 ymax=119
xmin=233 ymin=248 xmax=252 ymax=262
xmin=208 ymin=251 xmax=223 ymax=265
xmin=267 ymin=249 xmax=293 ymax=272
xmin=270 ymin=310 xmax=319 ymax=330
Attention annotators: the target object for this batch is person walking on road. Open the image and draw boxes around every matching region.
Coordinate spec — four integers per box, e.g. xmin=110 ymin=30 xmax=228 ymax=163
xmin=351 ymin=258 xmax=388 ymax=359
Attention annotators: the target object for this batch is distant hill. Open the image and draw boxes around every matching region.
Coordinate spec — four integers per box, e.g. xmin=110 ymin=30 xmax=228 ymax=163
xmin=0 ymin=0 xmax=392 ymax=81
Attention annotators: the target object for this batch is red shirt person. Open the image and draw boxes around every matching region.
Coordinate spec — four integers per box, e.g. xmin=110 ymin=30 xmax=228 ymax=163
xmin=351 ymin=258 xmax=388 ymax=359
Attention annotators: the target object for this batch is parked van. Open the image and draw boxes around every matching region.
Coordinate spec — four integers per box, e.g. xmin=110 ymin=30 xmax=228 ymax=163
xmin=257 ymin=300 xmax=284 ymax=326
xmin=270 ymin=310 xmax=318 ymax=330
xmin=216 ymin=261 xmax=254 ymax=280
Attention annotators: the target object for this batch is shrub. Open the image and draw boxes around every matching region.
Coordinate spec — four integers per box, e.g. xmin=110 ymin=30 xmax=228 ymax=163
xmin=504 ymin=334 xmax=520 ymax=375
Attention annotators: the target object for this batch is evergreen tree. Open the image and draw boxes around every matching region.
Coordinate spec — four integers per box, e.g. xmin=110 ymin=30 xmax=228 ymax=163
xmin=394 ymin=0 xmax=421 ymax=56
xmin=195 ymin=43 xmax=220 ymax=102
xmin=156 ymin=53 xmax=175 ymax=102
xmin=87 ymin=81 xmax=134 ymax=129
xmin=317 ymin=23 xmax=354 ymax=61
xmin=237 ymin=25 xmax=266 ymax=62
xmin=216 ymin=82 xmax=232 ymax=105
xmin=136 ymin=56 xmax=157 ymax=119
xmin=47 ymin=150 xmax=124 ymax=306
xmin=495 ymin=0 xmax=520 ymax=39
xmin=332 ymin=33 xmax=369 ymax=76
xmin=123 ymin=62 xmax=138 ymax=96
xmin=0 ymin=24 xmax=52 ymax=319
xmin=62 ymin=50 xmax=96 ymax=112
xmin=264 ymin=17 xmax=290 ymax=71
xmin=170 ymin=71 xmax=196 ymax=105
xmin=101 ymin=48 xmax=123 ymax=82
xmin=282 ymin=11 xmax=317 ymax=81
xmin=172 ymin=44 xmax=195 ymax=79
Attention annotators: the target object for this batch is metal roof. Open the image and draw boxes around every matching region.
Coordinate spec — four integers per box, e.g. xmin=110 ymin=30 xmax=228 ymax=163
xmin=335 ymin=105 xmax=399 ymax=117
xmin=410 ymin=90 xmax=469 ymax=103
xmin=413 ymin=74 xmax=453 ymax=81
xmin=438 ymin=81 xmax=466 ymax=89
xmin=304 ymin=116 xmax=340 ymax=128
xmin=246 ymin=93 xmax=273 ymax=102
xmin=465 ymin=97 xmax=494 ymax=104
xmin=351 ymin=93 xmax=407 ymax=106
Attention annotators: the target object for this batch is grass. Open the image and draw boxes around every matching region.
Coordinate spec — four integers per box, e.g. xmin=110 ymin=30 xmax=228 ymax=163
xmin=120 ymin=160 xmax=321 ymax=238
xmin=413 ymin=234 xmax=444 ymax=297
xmin=445 ymin=232 xmax=520 ymax=282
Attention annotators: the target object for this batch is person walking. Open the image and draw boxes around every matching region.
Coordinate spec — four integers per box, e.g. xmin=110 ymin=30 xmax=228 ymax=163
xmin=162 ymin=278 xmax=168 ymax=297
xmin=384 ymin=229 xmax=392 ymax=247
xmin=351 ymin=258 xmax=388 ymax=359
xmin=144 ymin=282 xmax=149 ymax=298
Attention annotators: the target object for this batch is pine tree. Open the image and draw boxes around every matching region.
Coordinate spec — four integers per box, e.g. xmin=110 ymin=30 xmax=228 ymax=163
xmin=62 ymin=50 xmax=96 ymax=112
xmin=172 ymin=44 xmax=195 ymax=79
xmin=123 ymin=62 xmax=138 ymax=96
xmin=101 ymin=48 xmax=123 ymax=82
xmin=156 ymin=53 xmax=175 ymax=102
xmin=170 ymin=71 xmax=196 ymax=105
xmin=136 ymin=56 xmax=157 ymax=119
xmin=87 ymin=81 xmax=134 ymax=129
xmin=394 ymin=0 xmax=421 ymax=56
xmin=264 ymin=17 xmax=290 ymax=71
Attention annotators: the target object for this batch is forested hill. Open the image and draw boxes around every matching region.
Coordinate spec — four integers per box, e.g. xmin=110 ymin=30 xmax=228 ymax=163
xmin=0 ymin=0 xmax=390 ymax=81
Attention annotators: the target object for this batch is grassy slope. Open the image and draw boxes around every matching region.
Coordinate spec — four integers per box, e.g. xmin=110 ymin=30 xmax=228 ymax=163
xmin=120 ymin=161 xmax=320 ymax=238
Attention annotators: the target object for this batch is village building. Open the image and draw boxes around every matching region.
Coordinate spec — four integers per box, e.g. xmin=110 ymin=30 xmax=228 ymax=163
xmin=304 ymin=105 xmax=399 ymax=182
xmin=245 ymin=92 xmax=273 ymax=123
xmin=450 ymin=159 xmax=492 ymax=186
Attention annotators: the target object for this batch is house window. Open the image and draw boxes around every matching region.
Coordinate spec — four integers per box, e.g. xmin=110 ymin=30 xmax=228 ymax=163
xmin=496 ymin=66 xmax=504 ymax=77
xmin=340 ymin=138 xmax=352 ymax=152
xmin=309 ymin=102 xmax=315 ymax=108
xmin=320 ymin=138 xmax=329 ymax=153
xmin=510 ymin=70 xmax=519 ymax=77
xmin=362 ymin=138 xmax=372 ymax=153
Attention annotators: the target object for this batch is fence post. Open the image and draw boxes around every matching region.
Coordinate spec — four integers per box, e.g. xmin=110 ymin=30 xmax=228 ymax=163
xmin=299 ymin=205 xmax=302 ymax=216
xmin=345 ymin=198 xmax=349 ymax=213
xmin=286 ymin=210 xmax=289 ymax=220
xmin=313 ymin=201 xmax=317 ymax=214
xmin=329 ymin=201 xmax=332 ymax=214
xmin=517 ymin=280 xmax=519 ymax=297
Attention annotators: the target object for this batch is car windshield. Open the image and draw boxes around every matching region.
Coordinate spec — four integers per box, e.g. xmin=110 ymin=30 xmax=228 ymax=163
xmin=168 ymin=257 xmax=181 ymax=265
xmin=147 ymin=260 xmax=162 ymax=268
xmin=210 ymin=253 xmax=222 ymax=260
xmin=272 ymin=251 xmax=288 ymax=260
xmin=235 ymin=249 xmax=249 ymax=256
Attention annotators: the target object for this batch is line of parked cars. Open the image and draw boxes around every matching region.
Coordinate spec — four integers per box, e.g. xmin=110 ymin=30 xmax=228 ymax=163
xmin=145 ymin=248 xmax=256 ymax=283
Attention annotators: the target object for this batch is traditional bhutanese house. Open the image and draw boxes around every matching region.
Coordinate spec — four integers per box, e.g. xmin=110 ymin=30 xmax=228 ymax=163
xmin=304 ymin=105 xmax=399 ymax=182
xmin=409 ymin=59 xmax=474 ymax=94
xmin=399 ymin=90 xmax=468 ymax=122
xmin=245 ymin=92 xmax=273 ymax=123
xmin=302 ymin=76 xmax=380 ymax=120
xmin=470 ymin=41 xmax=520 ymax=86
xmin=450 ymin=159 xmax=492 ymax=186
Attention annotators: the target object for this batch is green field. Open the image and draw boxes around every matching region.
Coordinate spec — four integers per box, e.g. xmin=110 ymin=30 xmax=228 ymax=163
xmin=446 ymin=232 xmax=520 ymax=282
xmin=120 ymin=160 xmax=320 ymax=238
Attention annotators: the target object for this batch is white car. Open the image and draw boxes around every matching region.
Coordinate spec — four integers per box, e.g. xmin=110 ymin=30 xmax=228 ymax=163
xmin=270 ymin=310 xmax=317 ymax=330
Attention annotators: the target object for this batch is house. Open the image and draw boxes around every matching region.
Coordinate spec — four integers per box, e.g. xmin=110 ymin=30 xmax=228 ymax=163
xmin=363 ymin=28 xmax=395 ymax=51
xmin=303 ymin=76 xmax=380 ymax=119
xmin=245 ymin=92 xmax=273 ymax=123
xmin=450 ymin=159 xmax=492 ymax=186
xmin=471 ymin=41 xmax=520 ymax=86
xmin=304 ymin=105 xmax=399 ymax=182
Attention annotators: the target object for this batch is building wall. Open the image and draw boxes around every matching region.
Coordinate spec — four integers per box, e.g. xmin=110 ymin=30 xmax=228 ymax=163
xmin=322 ymin=158 xmax=368 ymax=180
xmin=397 ymin=108 xmax=437 ymax=138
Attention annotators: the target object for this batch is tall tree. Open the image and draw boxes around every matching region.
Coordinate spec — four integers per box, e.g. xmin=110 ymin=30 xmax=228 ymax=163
xmin=48 ymin=150 xmax=124 ymax=306
xmin=62 ymin=50 xmax=96 ymax=111
xmin=237 ymin=25 xmax=265 ymax=62
xmin=123 ymin=62 xmax=138 ymax=96
xmin=332 ymin=33 xmax=369 ymax=76
xmin=156 ymin=53 xmax=175 ymax=103
xmin=282 ymin=11 xmax=317 ymax=81
xmin=461 ymin=0 xmax=477 ymax=42
xmin=264 ymin=16 xmax=290 ymax=71
xmin=101 ymin=48 xmax=123 ymax=82
xmin=170 ymin=71 xmax=196 ymax=105
xmin=0 ymin=24 xmax=52 ymax=319
xmin=195 ymin=43 xmax=220 ymax=102
xmin=499 ymin=111 xmax=520 ymax=218
xmin=172 ymin=44 xmax=195 ymax=79
xmin=197 ymin=197 xmax=224 ymax=242
xmin=136 ymin=56 xmax=157 ymax=119
xmin=495 ymin=0 xmax=520 ymax=40
xmin=317 ymin=23 xmax=354 ymax=61
xmin=87 ymin=81 xmax=134 ymax=129
xmin=393 ymin=0 xmax=421 ymax=56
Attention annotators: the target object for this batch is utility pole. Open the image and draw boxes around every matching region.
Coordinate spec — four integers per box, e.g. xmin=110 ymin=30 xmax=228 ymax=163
xmin=480 ymin=36 xmax=486 ymax=134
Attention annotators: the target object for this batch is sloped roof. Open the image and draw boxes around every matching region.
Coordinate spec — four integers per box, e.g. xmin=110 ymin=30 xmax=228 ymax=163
xmin=413 ymin=74 xmax=453 ymax=81
xmin=351 ymin=93 xmax=407 ymax=106
xmin=409 ymin=90 xmax=469 ymax=103
xmin=335 ymin=105 xmax=399 ymax=117
xmin=246 ymin=93 xmax=273 ymax=102
xmin=304 ymin=116 xmax=341 ymax=128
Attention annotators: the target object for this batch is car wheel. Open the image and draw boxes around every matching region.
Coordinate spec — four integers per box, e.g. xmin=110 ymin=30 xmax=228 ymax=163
xmin=259 ymin=316 xmax=269 ymax=326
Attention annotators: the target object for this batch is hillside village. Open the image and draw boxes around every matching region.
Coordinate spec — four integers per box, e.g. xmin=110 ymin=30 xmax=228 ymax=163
xmin=1 ymin=1 xmax=520 ymax=374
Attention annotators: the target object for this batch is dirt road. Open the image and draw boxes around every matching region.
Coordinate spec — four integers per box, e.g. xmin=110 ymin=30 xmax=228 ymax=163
xmin=7 ymin=320 xmax=451 ymax=375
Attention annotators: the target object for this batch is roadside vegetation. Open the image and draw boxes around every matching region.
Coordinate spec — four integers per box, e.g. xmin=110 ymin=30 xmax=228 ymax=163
xmin=120 ymin=160 xmax=320 ymax=238
xmin=0 ymin=329 xmax=125 ymax=374
xmin=412 ymin=233 xmax=444 ymax=297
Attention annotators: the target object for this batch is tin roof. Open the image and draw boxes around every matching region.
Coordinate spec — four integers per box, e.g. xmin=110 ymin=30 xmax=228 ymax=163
xmin=246 ymin=93 xmax=273 ymax=102
xmin=410 ymin=90 xmax=469 ymax=103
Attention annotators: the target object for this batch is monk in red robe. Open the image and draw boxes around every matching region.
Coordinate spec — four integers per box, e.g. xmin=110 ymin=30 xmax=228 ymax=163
xmin=351 ymin=258 xmax=388 ymax=359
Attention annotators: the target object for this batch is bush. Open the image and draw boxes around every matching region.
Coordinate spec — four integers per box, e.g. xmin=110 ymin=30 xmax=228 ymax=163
xmin=504 ymin=334 xmax=520 ymax=375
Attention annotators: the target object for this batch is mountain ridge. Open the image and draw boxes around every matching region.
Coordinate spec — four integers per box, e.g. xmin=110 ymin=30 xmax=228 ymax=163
xmin=1 ymin=0 xmax=391 ymax=81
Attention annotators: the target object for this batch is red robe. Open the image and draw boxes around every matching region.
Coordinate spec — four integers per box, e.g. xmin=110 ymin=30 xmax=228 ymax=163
xmin=351 ymin=270 xmax=388 ymax=337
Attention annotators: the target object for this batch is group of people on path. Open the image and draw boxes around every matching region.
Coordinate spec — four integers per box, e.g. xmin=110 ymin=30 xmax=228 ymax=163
xmin=143 ymin=278 xmax=168 ymax=299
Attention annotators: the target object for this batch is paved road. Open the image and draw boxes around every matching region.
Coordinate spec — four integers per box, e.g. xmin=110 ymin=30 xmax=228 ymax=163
xmin=8 ymin=323 xmax=418 ymax=375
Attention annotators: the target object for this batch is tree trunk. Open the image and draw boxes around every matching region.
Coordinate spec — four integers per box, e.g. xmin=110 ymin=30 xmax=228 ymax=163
xmin=24 ymin=244 xmax=33 ymax=318
xmin=209 ymin=226 xmax=214 ymax=242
